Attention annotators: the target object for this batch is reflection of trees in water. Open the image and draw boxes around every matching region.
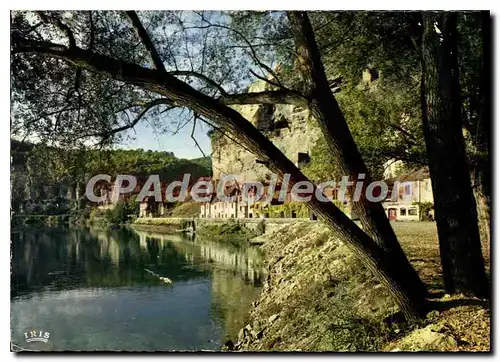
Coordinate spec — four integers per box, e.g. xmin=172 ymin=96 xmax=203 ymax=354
xmin=197 ymin=241 xmax=265 ymax=287
xmin=209 ymin=268 xmax=262 ymax=341
xmin=131 ymin=229 xmax=266 ymax=342
xmin=10 ymin=227 xmax=208 ymax=298
xmin=132 ymin=229 xmax=266 ymax=286
xmin=11 ymin=228 xmax=80 ymax=298
xmin=11 ymin=227 xmax=266 ymax=348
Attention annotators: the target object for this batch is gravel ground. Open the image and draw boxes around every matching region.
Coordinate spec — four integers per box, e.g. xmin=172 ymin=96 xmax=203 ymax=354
xmin=388 ymin=222 xmax=491 ymax=352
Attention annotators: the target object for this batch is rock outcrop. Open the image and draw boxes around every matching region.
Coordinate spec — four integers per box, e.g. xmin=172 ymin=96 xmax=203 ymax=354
xmin=211 ymin=79 xmax=320 ymax=182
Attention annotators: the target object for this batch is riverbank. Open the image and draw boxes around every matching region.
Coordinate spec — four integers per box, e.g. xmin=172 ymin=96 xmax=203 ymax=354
xmin=195 ymin=221 xmax=260 ymax=247
xmin=132 ymin=217 xmax=189 ymax=234
xmin=230 ymin=221 xmax=490 ymax=352
xmin=132 ymin=217 xmax=265 ymax=246
xmin=11 ymin=214 xmax=71 ymax=228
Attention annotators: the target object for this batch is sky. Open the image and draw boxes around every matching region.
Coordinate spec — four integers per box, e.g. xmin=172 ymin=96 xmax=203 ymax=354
xmin=118 ymin=117 xmax=212 ymax=159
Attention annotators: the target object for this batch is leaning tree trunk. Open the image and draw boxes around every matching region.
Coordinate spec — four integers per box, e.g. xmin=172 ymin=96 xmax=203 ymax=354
xmin=286 ymin=12 xmax=428 ymax=300
xmin=420 ymin=12 xmax=489 ymax=298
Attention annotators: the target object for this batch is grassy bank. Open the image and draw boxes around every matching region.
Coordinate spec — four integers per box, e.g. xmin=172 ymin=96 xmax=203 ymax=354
xmin=196 ymin=221 xmax=260 ymax=247
xmin=130 ymin=222 xmax=181 ymax=234
xmin=231 ymin=222 xmax=490 ymax=352
xmin=132 ymin=217 xmax=260 ymax=247
xmin=134 ymin=216 xmax=190 ymax=228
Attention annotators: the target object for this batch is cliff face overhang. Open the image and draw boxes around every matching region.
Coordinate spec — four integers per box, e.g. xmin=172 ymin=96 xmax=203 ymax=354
xmin=211 ymin=79 xmax=319 ymax=182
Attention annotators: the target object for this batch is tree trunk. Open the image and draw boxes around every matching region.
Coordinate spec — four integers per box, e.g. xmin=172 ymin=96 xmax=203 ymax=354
xmin=287 ymin=12 xmax=428 ymax=300
xmin=474 ymin=11 xmax=492 ymax=255
xmin=420 ymin=12 xmax=489 ymax=297
xmin=473 ymin=183 xmax=490 ymax=258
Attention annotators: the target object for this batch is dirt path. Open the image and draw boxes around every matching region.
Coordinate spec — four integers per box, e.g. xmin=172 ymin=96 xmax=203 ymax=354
xmin=388 ymin=222 xmax=491 ymax=352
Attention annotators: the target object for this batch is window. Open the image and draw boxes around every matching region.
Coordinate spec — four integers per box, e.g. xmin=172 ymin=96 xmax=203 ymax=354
xmin=400 ymin=208 xmax=407 ymax=216
xmin=255 ymin=104 xmax=274 ymax=130
xmin=408 ymin=208 xmax=418 ymax=216
xmin=404 ymin=183 xmax=412 ymax=195
xmin=274 ymin=117 xmax=289 ymax=130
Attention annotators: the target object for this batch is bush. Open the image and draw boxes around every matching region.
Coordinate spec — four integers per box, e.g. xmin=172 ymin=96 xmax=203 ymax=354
xmin=197 ymin=221 xmax=256 ymax=246
xmin=23 ymin=216 xmax=43 ymax=226
xmin=104 ymin=201 xmax=135 ymax=225
xmin=169 ymin=202 xmax=200 ymax=217
xmin=89 ymin=208 xmax=103 ymax=220
xmin=256 ymin=220 xmax=266 ymax=235
xmin=46 ymin=215 xmax=59 ymax=226
xmin=413 ymin=201 xmax=434 ymax=221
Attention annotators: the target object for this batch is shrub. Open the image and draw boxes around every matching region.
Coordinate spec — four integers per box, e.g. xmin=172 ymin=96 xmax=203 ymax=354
xmin=23 ymin=216 xmax=43 ymax=226
xmin=104 ymin=201 xmax=135 ymax=225
xmin=256 ymin=220 xmax=266 ymax=235
xmin=89 ymin=208 xmax=103 ymax=220
xmin=413 ymin=201 xmax=434 ymax=221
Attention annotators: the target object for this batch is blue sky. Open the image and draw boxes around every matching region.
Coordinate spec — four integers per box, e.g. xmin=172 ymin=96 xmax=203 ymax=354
xmin=118 ymin=119 xmax=212 ymax=159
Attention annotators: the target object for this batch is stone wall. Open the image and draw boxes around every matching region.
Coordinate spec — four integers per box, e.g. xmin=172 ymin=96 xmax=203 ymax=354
xmin=211 ymin=79 xmax=320 ymax=182
xmin=195 ymin=217 xmax=316 ymax=234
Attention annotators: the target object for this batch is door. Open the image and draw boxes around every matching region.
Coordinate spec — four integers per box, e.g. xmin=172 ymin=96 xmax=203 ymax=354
xmin=388 ymin=208 xmax=397 ymax=220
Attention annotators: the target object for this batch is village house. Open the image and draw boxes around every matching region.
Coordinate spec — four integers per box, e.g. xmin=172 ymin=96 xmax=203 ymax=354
xmin=200 ymin=180 xmax=323 ymax=220
xmin=382 ymin=167 xmax=434 ymax=221
xmin=201 ymin=195 xmax=251 ymax=219
xmin=199 ymin=179 xmax=251 ymax=219
xmin=96 ymin=176 xmax=201 ymax=218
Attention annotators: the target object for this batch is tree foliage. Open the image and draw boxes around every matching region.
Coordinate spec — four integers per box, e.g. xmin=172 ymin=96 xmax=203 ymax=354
xmin=10 ymin=139 xmax=212 ymax=206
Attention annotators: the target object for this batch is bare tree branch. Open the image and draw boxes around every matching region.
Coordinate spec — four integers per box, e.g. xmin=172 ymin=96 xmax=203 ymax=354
xmin=220 ymin=89 xmax=308 ymax=106
xmin=36 ymin=11 xmax=76 ymax=48
xmin=249 ymin=69 xmax=283 ymax=90
xmin=170 ymin=70 xmax=228 ymax=96
xmin=191 ymin=13 xmax=285 ymax=88
xmin=125 ymin=11 xmax=166 ymax=73
xmin=88 ymin=11 xmax=95 ymax=50
xmin=83 ymin=98 xmax=173 ymax=139
xmin=191 ymin=115 xmax=206 ymax=157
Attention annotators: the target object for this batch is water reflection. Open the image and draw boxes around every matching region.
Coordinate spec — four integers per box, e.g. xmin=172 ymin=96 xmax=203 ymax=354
xmin=11 ymin=227 xmax=265 ymax=351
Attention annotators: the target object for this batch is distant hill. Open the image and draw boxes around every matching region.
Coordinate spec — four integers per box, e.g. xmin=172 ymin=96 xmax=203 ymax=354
xmin=10 ymin=140 xmax=212 ymax=203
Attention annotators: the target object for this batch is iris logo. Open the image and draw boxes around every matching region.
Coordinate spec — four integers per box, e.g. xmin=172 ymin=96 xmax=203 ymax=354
xmin=23 ymin=330 xmax=50 ymax=343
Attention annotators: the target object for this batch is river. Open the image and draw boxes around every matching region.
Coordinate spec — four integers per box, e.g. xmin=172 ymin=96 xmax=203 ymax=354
xmin=10 ymin=226 xmax=265 ymax=351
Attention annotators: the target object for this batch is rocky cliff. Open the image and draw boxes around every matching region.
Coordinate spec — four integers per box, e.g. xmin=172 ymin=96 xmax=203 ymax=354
xmin=211 ymin=80 xmax=320 ymax=182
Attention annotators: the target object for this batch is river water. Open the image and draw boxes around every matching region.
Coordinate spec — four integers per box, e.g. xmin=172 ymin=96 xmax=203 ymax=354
xmin=10 ymin=226 xmax=265 ymax=351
